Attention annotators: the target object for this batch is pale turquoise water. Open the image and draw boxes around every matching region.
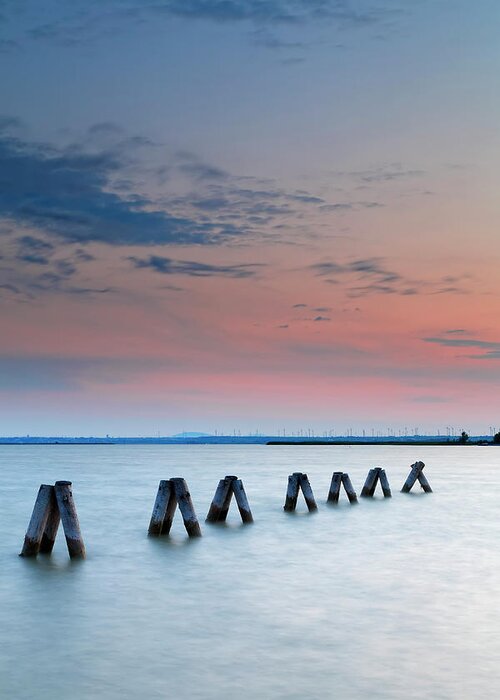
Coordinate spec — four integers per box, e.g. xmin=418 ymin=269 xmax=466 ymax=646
xmin=0 ymin=445 xmax=499 ymax=699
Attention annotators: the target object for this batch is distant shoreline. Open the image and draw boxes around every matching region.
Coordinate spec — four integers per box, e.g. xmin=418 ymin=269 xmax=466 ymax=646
xmin=0 ymin=436 xmax=495 ymax=446
xmin=266 ymin=440 xmax=495 ymax=446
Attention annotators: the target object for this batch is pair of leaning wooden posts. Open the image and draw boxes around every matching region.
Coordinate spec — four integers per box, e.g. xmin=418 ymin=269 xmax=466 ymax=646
xmin=20 ymin=481 xmax=85 ymax=558
xmin=21 ymin=462 xmax=431 ymax=557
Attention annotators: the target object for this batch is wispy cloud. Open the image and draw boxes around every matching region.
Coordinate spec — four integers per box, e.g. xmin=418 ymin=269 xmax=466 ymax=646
xmin=0 ymin=283 xmax=21 ymax=296
xmin=155 ymin=151 xmax=342 ymax=244
xmin=128 ymin=255 xmax=264 ymax=278
xmin=422 ymin=336 xmax=500 ymax=360
xmin=423 ymin=337 xmax=499 ymax=349
xmin=335 ymin=163 xmax=426 ymax=184
xmin=155 ymin=0 xmax=389 ymax=26
xmin=15 ymin=235 xmax=55 ymax=265
xmin=320 ymin=201 xmax=383 ymax=212
xmin=2 ymin=229 xmax=113 ymax=300
xmin=177 ymin=160 xmax=229 ymax=182
xmin=310 ymin=258 xmax=471 ymax=298
xmin=2 ymin=1 xmax=405 ymax=52
xmin=310 ymin=257 xmax=407 ymax=297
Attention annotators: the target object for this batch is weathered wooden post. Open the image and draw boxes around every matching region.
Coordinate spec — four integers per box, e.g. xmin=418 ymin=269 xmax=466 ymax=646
xmin=149 ymin=479 xmax=174 ymax=535
xmin=206 ymin=477 xmax=232 ymax=523
xmin=327 ymin=472 xmax=343 ymax=504
xmin=20 ymin=484 xmax=54 ymax=557
xmin=39 ymin=486 xmax=61 ymax=554
xmin=171 ymin=478 xmax=202 ymax=537
xmin=401 ymin=461 xmax=423 ymax=492
xmin=54 ymin=481 xmax=86 ymax=558
xmin=219 ymin=475 xmax=238 ymax=522
xmin=232 ymin=478 xmax=254 ymax=523
xmin=401 ymin=461 xmax=432 ymax=493
xmin=160 ymin=488 xmax=179 ymax=535
xmin=299 ymin=474 xmax=318 ymax=511
xmin=328 ymin=472 xmax=358 ymax=504
xmin=361 ymin=468 xmax=379 ymax=497
xmin=284 ymin=473 xmax=301 ymax=512
xmin=378 ymin=469 xmax=392 ymax=498
xmin=341 ymin=474 xmax=358 ymax=503
xmin=417 ymin=471 xmax=432 ymax=493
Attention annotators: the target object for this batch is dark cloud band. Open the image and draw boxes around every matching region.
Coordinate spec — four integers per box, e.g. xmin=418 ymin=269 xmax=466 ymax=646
xmin=128 ymin=255 xmax=264 ymax=278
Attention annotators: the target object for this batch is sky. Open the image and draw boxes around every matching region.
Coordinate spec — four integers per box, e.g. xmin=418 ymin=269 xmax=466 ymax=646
xmin=0 ymin=0 xmax=499 ymax=436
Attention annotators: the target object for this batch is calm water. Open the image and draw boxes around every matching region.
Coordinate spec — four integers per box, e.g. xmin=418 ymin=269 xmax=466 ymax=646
xmin=0 ymin=445 xmax=499 ymax=699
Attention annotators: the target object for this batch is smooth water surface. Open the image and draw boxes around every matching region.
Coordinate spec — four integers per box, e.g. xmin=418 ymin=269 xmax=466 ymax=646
xmin=0 ymin=445 xmax=499 ymax=699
